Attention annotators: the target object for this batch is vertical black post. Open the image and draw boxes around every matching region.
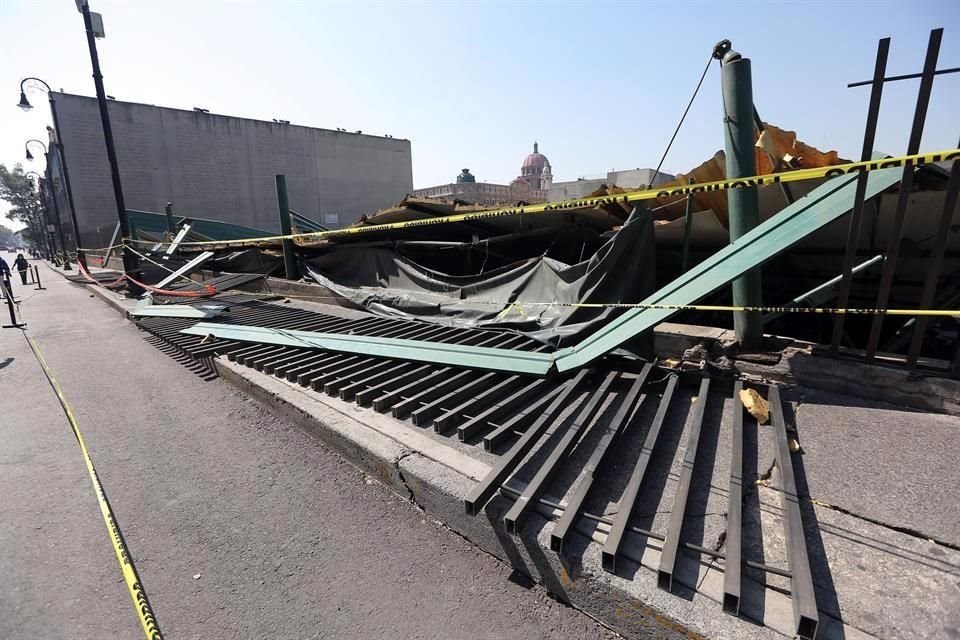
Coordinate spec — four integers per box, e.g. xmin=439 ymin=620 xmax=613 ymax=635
xmin=35 ymin=180 xmax=55 ymax=259
xmin=164 ymin=202 xmax=175 ymax=238
xmin=45 ymin=153 xmax=72 ymax=270
xmin=865 ymin=28 xmax=942 ymax=360
xmin=40 ymin=179 xmax=59 ymax=261
xmin=2 ymin=277 xmax=26 ymax=328
xmin=681 ymin=179 xmax=695 ymax=273
xmin=33 ymin=264 xmax=45 ymax=291
xmin=829 ymin=37 xmax=890 ymax=355
xmin=80 ymin=2 xmax=142 ymax=295
xmin=906 ymin=149 xmax=960 ymax=367
xmin=275 ymin=175 xmax=298 ymax=280
xmin=48 ymin=94 xmax=84 ymax=269
xmin=720 ymin=44 xmax=763 ymax=350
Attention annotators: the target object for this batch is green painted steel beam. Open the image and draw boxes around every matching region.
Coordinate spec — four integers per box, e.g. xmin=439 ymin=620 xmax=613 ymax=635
xmin=180 ymin=323 xmax=556 ymax=376
xmin=552 ymin=166 xmax=905 ymax=373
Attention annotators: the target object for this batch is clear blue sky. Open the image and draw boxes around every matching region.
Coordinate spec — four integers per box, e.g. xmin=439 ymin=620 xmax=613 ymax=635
xmin=1 ymin=0 xmax=958 ymax=229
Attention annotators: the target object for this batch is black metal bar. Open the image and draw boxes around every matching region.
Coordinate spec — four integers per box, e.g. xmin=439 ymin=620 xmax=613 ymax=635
xmin=769 ymin=385 xmax=818 ymax=640
xmin=2 ymin=278 xmax=25 ymax=328
xmin=261 ymin=348 xmax=312 ymax=375
xmin=504 ymin=371 xmax=619 ymax=535
xmin=298 ymin=355 xmax=364 ymax=387
xmin=309 ymin=356 xmax=373 ymax=391
xmin=723 ymin=381 xmax=744 ymax=616
xmin=433 ymin=375 xmax=523 ymax=434
xmin=483 ymin=386 xmax=565 ymax=452
xmin=601 ymin=374 xmax=678 ymax=573
xmin=324 ymin=358 xmax=398 ymax=395
xmin=390 ymin=369 xmax=476 ymax=418
xmin=847 ymin=66 xmax=960 ymax=87
xmin=457 ymin=379 xmax=550 ymax=441
xmin=33 ymin=265 xmax=45 ymax=291
xmin=658 ymin=377 xmax=710 ymax=591
xmin=907 ymin=154 xmax=960 ymax=366
xmin=551 ymin=364 xmax=652 ymax=554
xmin=337 ymin=361 xmax=418 ymax=402
xmin=866 ymin=28 xmax=942 ymax=360
xmin=465 ymin=370 xmax=590 ymax=516
xmin=411 ymin=372 xmax=501 ymax=427
xmin=280 ymin=352 xmax=342 ymax=381
xmin=830 ymin=37 xmax=890 ymax=354
xmin=353 ymin=364 xmax=433 ymax=405
xmin=81 ymin=2 xmax=141 ymax=293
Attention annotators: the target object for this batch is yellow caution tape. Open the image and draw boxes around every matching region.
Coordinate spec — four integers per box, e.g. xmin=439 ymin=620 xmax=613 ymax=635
xmin=229 ymin=290 xmax=959 ymax=317
xmin=122 ymin=148 xmax=957 ymax=250
xmin=24 ymin=335 xmax=164 ymax=640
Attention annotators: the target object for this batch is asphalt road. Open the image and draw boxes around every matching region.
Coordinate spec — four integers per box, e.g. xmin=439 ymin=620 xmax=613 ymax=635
xmin=0 ymin=256 xmax=616 ymax=640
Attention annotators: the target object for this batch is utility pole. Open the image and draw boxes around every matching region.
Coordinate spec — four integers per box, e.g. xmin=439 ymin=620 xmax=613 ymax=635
xmin=716 ymin=40 xmax=763 ymax=351
xmin=77 ymin=0 xmax=142 ymax=294
xmin=45 ymin=152 xmax=73 ymax=270
xmin=164 ymin=202 xmax=176 ymax=238
xmin=275 ymin=175 xmax=298 ymax=280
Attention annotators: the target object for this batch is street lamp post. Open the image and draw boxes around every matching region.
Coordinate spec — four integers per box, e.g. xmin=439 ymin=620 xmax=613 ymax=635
xmin=25 ymin=139 xmax=72 ymax=270
xmin=26 ymin=171 xmax=56 ymax=260
xmin=18 ymin=77 xmax=85 ymax=268
xmin=76 ymin=0 xmax=141 ymax=294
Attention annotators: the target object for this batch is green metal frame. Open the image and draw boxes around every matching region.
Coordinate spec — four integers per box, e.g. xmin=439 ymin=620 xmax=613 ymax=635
xmin=180 ymin=167 xmax=904 ymax=375
xmin=180 ymin=323 xmax=556 ymax=375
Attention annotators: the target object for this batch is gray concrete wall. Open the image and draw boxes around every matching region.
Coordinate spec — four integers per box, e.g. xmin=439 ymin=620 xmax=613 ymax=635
xmin=51 ymin=93 xmax=412 ymax=247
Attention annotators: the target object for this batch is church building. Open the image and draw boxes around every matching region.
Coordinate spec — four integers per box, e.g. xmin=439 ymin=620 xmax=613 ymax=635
xmin=413 ymin=143 xmax=551 ymax=206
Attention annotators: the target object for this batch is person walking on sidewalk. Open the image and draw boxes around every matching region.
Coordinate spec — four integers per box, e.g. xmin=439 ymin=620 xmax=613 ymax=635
xmin=13 ymin=254 xmax=29 ymax=285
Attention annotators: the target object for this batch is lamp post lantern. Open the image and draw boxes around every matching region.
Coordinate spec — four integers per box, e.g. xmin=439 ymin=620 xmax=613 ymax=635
xmin=17 ymin=77 xmax=85 ymax=268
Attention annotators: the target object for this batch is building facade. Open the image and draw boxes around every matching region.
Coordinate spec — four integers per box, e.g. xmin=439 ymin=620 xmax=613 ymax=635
xmin=548 ymin=168 xmax=673 ymax=202
xmin=49 ymin=92 xmax=413 ymax=247
xmin=413 ymin=143 xmax=551 ymax=206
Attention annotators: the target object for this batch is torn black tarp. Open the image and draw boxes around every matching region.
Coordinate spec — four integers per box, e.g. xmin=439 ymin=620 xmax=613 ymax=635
xmin=203 ymin=248 xmax=284 ymax=275
xmin=302 ymin=209 xmax=656 ymax=347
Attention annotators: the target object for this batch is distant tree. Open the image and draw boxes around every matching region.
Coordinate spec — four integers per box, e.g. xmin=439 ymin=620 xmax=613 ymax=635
xmin=0 ymin=163 xmax=45 ymax=249
xmin=0 ymin=223 xmax=17 ymax=246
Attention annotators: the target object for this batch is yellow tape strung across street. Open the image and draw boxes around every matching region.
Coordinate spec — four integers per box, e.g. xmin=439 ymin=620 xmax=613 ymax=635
xmin=24 ymin=335 xmax=164 ymax=640
xmin=229 ymin=289 xmax=959 ymax=317
xmin=102 ymin=148 xmax=956 ymax=251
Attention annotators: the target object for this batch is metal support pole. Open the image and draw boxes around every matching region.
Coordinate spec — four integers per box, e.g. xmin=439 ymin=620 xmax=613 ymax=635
xmin=48 ymin=94 xmax=84 ymax=269
xmin=830 ymin=37 xmax=889 ymax=355
xmin=681 ymin=179 xmax=695 ymax=273
xmin=34 ymin=183 xmax=55 ymax=259
xmin=39 ymin=178 xmax=59 ymax=262
xmin=45 ymin=153 xmax=72 ymax=270
xmin=80 ymin=2 xmax=142 ymax=295
xmin=164 ymin=202 xmax=176 ymax=238
xmin=275 ymin=175 xmax=298 ymax=280
xmin=2 ymin=277 xmax=26 ymax=328
xmin=720 ymin=44 xmax=763 ymax=350
xmin=33 ymin=264 xmax=45 ymax=290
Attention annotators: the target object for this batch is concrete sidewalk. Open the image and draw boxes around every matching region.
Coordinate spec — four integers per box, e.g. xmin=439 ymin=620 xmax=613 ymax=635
xmin=19 ymin=259 xmax=960 ymax=640
xmin=1 ymin=256 xmax=617 ymax=639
